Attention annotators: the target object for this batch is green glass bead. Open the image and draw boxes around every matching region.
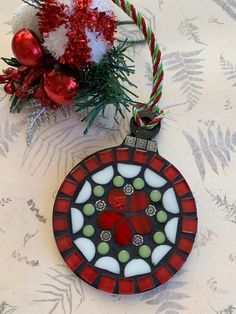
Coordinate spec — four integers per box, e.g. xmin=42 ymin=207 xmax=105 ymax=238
xmin=139 ymin=245 xmax=151 ymax=258
xmin=93 ymin=185 xmax=105 ymax=197
xmin=150 ymin=190 xmax=162 ymax=202
xmin=153 ymin=231 xmax=166 ymax=244
xmin=83 ymin=225 xmax=95 ymax=237
xmin=97 ymin=242 xmax=109 ymax=255
xmin=113 ymin=176 xmax=125 ymax=187
xmin=156 ymin=211 xmax=168 ymax=223
xmin=83 ymin=204 xmax=95 ymax=216
xmin=133 ymin=178 xmax=145 ymax=190
xmin=118 ymin=250 xmax=130 ymax=263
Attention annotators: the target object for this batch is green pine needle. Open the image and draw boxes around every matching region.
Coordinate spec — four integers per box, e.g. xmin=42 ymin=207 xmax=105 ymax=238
xmin=74 ymin=41 xmax=138 ymax=134
xmin=1 ymin=57 xmax=20 ymax=67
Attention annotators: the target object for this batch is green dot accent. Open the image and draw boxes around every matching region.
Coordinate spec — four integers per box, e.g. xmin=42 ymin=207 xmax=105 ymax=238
xmin=133 ymin=178 xmax=145 ymax=190
xmin=83 ymin=204 xmax=95 ymax=216
xmin=93 ymin=185 xmax=105 ymax=197
xmin=139 ymin=245 xmax=151 ymax=258
xmin=113 ymin=176 xmax=125 ymax=187
xmin=150 ymin=190 xmax=162 ymax=202
xmin=118 ymin=250 xmax=130 ymax=263
xmin=156 ymin=211 xmax=168 ymax=223
xmin=97 ymin=242 xmax=110 ymax=255
xmin=153 ymin=231 xmax=166 ymax=244
xmin=82 ymin=225 xmax=95 ymax=237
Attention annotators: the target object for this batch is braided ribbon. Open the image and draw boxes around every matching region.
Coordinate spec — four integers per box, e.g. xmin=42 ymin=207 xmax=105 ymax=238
xmin=113 ymin=0 xmax=165 ymax=129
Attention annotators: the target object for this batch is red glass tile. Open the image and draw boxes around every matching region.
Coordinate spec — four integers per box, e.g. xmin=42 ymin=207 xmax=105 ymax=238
xmin=118 ymin=278 xmax=135 ymax=294
xmin=53 ymin=217 xmax=68 ymax=232
xmin=98 ymin=275 xmax=116 ymax=293
xmin=163 ymin=165 xmax=180 ymax=181
xmin=116 ymin=148 xmax=130 ymax=161
xmin=70 ymin=166 xmax=87 ymax=182
xmin=108 ymin=189 xmax=127 ymax=211
xmin=149 ymin=155 xmax=165 ymax=171
xmin=60 ymin=179 xmax=77 ymax=197
xmin=80 ymin=265 xmax=98 ymax=284
xmin=130 ymin=192 xmax=149 ymax=212
xmin=133 ymin=150 xmax=148 ymax=164
xmin=99 ymin=149 xmax=114 ymax=164
xmin=174 ymin=180 xmax=191 ymax=196
xmin=137 ymin=275 xmax=155 ymax=292
xmin=178 ymin=236 xmax=194 ymax=253
xmin=65 ymin=251 xmax=83 ymax=271
xmin=97 ymin=210 xmax=124 ymax=229
xmin=54 ymin=199 xmax=70 ymax=213
xmin=182 ymin=217 xmax=198 ymax=234
xmin=181 ymin=198 xmax=197 ymax=213
xmin=56 ymin=235 xmax=73 ymax=252
xmin=155 ymin=265 xmax=173 ymax=284
xmin=114 ymin=219 xmax=132 ymax=245
xmin=129 ymin=214 xmax=152 ymax=234
xmin=168 ymin=252 xmax=186 ymax=270
xmin=84 ymin=156 xmax=100 ymax=172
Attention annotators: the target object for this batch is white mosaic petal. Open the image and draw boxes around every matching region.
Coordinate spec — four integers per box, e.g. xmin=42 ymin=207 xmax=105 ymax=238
xmin=151 ymin=245 xmax=172 ymax=266
xmin=117 ymin=164 xmax=141 ymax=178
xmin=95 ymin=257 xmax=120 ymax=274
xmin=162 ymin=188 xmax=179 ymax=214
xmin=71 ymin=208 xmax=84 ymax=234
xmin=75 ymin=181 xmax=92 ymax=204
xmin=74 ymin=238 xmax=95 ymax=262
xmin=144 ymin=169 xmax=167 ymax=188
xmin=92 ymin=166 xmax=114 ymax=185
xmin=165 ymin=218 xmax=179 ymax=244
xmin=124 ymin=259 xmax=151 ymax=278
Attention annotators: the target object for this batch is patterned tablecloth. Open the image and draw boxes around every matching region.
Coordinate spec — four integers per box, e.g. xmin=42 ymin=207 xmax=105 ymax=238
xmin=0 ymin=0 xmax=236 ymax=313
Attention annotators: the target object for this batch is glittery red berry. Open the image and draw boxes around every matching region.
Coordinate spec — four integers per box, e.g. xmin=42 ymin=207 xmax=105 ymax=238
xmin=4 ymin=81 xmax=15 ymax=94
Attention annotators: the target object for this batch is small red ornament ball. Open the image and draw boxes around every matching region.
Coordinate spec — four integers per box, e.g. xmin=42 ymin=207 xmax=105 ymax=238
xmin=44 ymin=68 xmax=78 ymax=105
xmin=12 ymin=29 xmax=44 ymax=67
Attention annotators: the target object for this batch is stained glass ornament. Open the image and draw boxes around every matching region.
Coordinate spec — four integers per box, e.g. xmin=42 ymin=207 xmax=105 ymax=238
xmin=53 ymin=113 xmax=198 ymax=295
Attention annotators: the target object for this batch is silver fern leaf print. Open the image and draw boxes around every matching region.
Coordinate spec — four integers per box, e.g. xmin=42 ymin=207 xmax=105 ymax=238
xmin=163 ymin=50 xmax=204 ymax=110
xmin=183 ymin=126 xmax=236 ymax=180
xmin=208 ymin=190 xmax=236 ymax=224
xmin=211 ymin=0 xmax=236 ymax=21
xmin=178 ymin=17 xmax=206 ymax=45
xmin=140 ymin=270 xmax=190 ymax=314
xmin=0 ymin=119 xmax=23 ymax=157
xmin=220 ymin=54 xmax=236 ymax=86
xmin=0 ymin=301 xmax=17 ymax=314
xmin=34 ymin=266 xmax=85 ymax=314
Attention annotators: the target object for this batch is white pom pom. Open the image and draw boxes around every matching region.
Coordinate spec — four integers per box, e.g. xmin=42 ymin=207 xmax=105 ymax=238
xmin=11 ymin=3 xmax=40 ymax=36
xmin=43 ymin=25 xmax=70 ymax=60
xmin=91 ymin=0 xmax=114 ymax=15
xmin=86 ymin=29 xmax=109 ymax=63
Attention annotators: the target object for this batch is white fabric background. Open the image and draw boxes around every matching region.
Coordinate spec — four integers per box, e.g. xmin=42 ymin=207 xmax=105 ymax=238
xmin=0 ymin=0 xmax=236 ymax=313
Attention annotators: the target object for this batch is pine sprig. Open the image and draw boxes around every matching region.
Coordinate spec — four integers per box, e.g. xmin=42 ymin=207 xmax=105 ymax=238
xmin=1 ymin=57 xmax=20 ymax=68
xmin=21 ymin=0 xmax=44 ymax=9
xmin=10 ymin=94 xmax=26 ymax=113
xmin=74 ymin=42 xmax=138 ymax=134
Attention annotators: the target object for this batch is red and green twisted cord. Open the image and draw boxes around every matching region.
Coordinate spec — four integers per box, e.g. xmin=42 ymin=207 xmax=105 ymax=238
xmin=113 ymin=0 xmax=165 ymax=129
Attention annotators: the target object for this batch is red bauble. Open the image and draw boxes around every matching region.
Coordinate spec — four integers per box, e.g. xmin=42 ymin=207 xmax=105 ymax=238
xmin=43 ymin=68 xmax=78 ymax=105
xmin=12 ymin=29 xmax=44 ymax=67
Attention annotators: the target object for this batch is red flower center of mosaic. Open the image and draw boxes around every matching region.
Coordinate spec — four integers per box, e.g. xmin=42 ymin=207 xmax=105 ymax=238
xmin=97 ymin=189 xmax=152 ymax=245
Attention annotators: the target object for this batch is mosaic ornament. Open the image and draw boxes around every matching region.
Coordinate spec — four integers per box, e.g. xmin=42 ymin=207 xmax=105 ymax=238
xmin=53 ymin=132 xmax=198 ymax=294
xmin=1 ymin=0 xmax=199 ymax=297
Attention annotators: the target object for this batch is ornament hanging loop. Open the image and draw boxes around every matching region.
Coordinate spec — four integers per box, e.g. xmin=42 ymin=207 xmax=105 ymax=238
xmin=130 ymin=110 xmax=161 ymax=140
